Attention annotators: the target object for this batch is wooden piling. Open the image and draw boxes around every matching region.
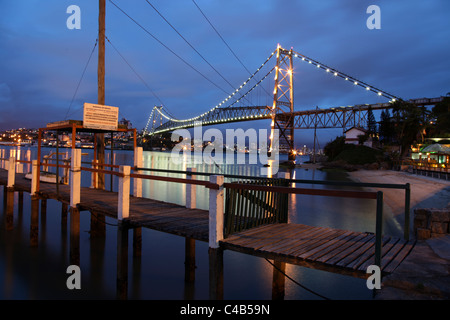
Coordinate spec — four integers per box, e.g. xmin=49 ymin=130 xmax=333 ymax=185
xmin=69 ymin=207 xmax=80 ymax=266
xmin=30 ymin=196 xmax=39 ymax=247
xmin=132 ymin=227 xmax=142 ymax=257
xmin=271 ymin=260 xmax=286 ymax=300
xmin=208 ymin=247 xmax=224 ymax=300
xmin=184 ymin=237 xmax=196 ymax=282
xmin=5 ymin=189 xmax=14 ymax=231
xmin=117 ymin=221 xmax=128 ymax=300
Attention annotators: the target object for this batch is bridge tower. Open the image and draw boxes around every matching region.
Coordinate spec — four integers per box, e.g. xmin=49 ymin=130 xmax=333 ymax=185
xmin=270 ymin=45 xmax=295 ymax=161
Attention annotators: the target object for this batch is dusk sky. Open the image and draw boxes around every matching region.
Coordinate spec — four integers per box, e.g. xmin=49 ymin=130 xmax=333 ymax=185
xmin=1 ymin=0 xmax=449 ymax=147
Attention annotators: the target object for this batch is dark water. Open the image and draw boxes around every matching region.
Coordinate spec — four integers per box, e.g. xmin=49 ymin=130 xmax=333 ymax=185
xmin=0 ymin=146 xmax=403 ymax=300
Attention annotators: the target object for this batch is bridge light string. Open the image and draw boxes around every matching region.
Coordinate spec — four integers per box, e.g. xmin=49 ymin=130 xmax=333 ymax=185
xmin=147 ymin=49 xmax=277 ymax=125
xmin=289 ymin=49 xmax=400 ymax=102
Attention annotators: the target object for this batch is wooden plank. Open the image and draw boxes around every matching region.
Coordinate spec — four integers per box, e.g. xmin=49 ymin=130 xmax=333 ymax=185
xmin=256 ymin=225 xmax=325 ymax=254
xmin=305 ymin=231 xmax=361 ymax=261
xmin=238 ymin=224 xmax=309 ymax=248
xmin=253 ymin=224 xmax=315 ymax=252
xmin=322 ymin=233 xmax=373 ymax=265
xmin=289 ymin=229 xmax=347 ymax=257
xmin=224 ymin=224 xmax=295 ymax=247
xmin=224 ymin=224 xmax=277 ymax=241
xmin=297 ymin=230 xmax=356 ymax=259
xmin=358 ymin=236 xmax=400 ymax=272
xmin=382 ymin=241 xmax=415 ymax=273
xmin=282 ymin=228 xmax=339 ymax=256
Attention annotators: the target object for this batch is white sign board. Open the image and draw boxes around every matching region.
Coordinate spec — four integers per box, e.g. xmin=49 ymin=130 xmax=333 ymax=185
xmin=83 ymin=103 xmax=118 ymax=130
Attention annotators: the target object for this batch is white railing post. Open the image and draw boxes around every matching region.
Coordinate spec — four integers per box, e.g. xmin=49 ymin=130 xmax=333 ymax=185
xmin=186 ymin=168 xmax=197 ymax=209
xmin=209 ymin=175 xmax=224 ymax=249
xmin=31 ymin=160 xmax=39 ymax=195
xmin=133 ymin=147 xmax=143 ymax=198
xmin=90 ymin=159 xmax=98 ymax=188
xmin=118 ymin=165 xmax=131 ymax=220
xmin=70 ymin=149 xmax=81 ymax=208
xmin=7 ymin=157 xmax=15 ymax=189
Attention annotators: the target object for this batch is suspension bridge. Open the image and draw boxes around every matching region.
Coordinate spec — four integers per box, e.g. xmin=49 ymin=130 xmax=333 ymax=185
xmin=144 ymin=45 xmax=443 ymax=160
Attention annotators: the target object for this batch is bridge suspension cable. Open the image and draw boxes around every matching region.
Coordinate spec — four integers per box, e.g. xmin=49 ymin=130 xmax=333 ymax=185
xmin=146 ymin=48 xmax=277 ymax=126
xmin=289 ymin=49 xmax=400 ymax=102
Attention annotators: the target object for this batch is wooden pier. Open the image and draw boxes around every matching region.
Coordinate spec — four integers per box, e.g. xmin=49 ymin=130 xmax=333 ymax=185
xmin=0 ymin=150 xmax=416 ymax=299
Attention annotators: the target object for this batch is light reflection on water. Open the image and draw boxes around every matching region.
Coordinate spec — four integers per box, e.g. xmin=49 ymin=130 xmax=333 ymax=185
xmin=0 ymin=146 xmax=401 ymax=300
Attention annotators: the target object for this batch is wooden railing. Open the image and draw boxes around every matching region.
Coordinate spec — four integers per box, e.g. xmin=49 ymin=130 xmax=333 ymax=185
xmin=223 ymin=178 xmax=289 ymax=238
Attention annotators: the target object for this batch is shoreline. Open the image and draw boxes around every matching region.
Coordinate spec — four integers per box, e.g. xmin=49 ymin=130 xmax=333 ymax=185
xmin=346 ymin=169 xmax=450 ymax=217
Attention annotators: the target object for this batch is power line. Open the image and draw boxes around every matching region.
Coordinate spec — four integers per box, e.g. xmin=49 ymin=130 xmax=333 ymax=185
xmin=65 ymin=39 xmax=98 ymax=120
xmin=105 ymin=35 xmax=177 ymax=118
xmin=109 ymin=0 xmax=231 ymax=96
xmin=144 ymin=0 xmax=237 ymax=92
xmin=264 ymin=258 xmax=331 ymax=300
xmin=191 ymin=0 xmax=272 ymax=98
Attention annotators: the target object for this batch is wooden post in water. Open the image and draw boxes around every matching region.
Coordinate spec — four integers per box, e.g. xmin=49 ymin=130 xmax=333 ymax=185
xmin=185 ymin=237 xmax=196 ymax=282
xmin=5 ymin=188 xmax=14 ymax=231
xmin=208 ymin=247 xmax=223 ymax=300
xmin=272 ymin=260 xmax=286 ymax=300
xmin=116 ymin=221 xmax=128 ymax=300
xmin=30 ymin=197 xmax=39 ymax=247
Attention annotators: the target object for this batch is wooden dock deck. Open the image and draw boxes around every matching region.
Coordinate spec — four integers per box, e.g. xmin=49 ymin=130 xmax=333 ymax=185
xmin=0 ymin=168 xmax=415 ymax=278
xmin=220 ymin=223 xmax=414 ymax=278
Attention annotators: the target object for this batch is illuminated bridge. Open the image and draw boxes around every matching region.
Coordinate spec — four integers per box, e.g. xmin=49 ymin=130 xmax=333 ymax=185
xmin=144 ymin=46 xmax=443 ymax=160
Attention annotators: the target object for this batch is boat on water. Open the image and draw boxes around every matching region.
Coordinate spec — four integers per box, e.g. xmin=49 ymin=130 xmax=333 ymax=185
xmin=25 ymin=171 xmax=67 ymax=184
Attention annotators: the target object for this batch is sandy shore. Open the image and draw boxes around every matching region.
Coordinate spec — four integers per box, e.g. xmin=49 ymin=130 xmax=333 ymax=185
xmin=347 ymin=170 xmax=450 ymax=217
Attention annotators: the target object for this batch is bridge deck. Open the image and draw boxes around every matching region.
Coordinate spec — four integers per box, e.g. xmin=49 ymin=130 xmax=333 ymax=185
xmin=0 ymin=169 xmax=414 ymax=277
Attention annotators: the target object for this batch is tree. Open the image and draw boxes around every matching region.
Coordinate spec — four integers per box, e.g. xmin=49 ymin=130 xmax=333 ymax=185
xmin=367 ymin=107 xmax=377 ymax=138
xmin=379 ymin=109 xmax=394 ymax=144
xmin=431 ymin=96 xmax=450 ymax=137
xmin=391 ymin=100 xmax=431 ymax=156
xmin=323 ymin=136 xmax=345 ymax=161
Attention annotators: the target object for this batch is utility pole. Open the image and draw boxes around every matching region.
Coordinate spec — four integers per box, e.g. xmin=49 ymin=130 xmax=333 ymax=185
xmin=97 ymin=0 xmax=106 ymax=189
